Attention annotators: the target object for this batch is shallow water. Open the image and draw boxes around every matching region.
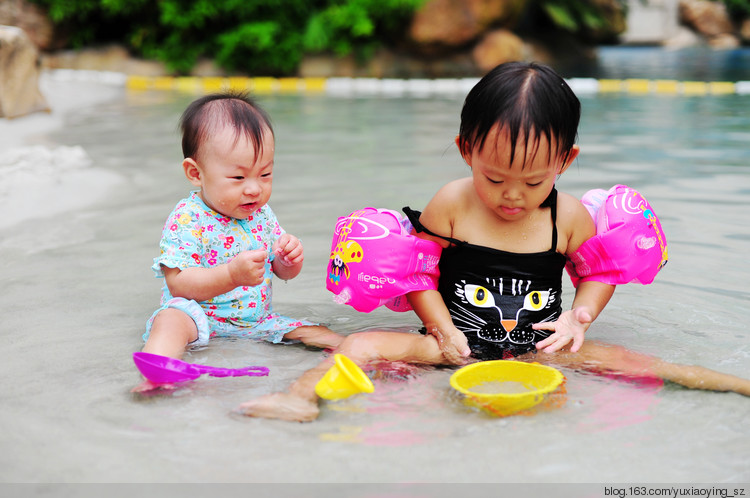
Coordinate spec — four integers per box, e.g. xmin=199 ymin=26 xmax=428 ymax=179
xmin=1 ymin=60 xmax=749 ymax=484
xmin=565 ymin=46 xmax=750 ymax=81
xmin=469 ymin=381 xmax=532 ymax=394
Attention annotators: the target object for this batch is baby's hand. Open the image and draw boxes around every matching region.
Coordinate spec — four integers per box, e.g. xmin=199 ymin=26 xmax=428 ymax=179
xmin=533 ymin=307 xmax=593 ymax=353
xmin=272 ymin=234 xmax=304 ymax=267
xmin=228 ymin=249 xmax=268 ymax=287
xmin=427 ymin=325 xmax=471 ymax=365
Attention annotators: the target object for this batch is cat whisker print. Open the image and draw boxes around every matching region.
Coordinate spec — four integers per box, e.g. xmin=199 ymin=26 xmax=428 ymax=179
xmin=448 ymin=303 xmax=488 ymax=334
xmin=447 ymin=276 xmax=561 ymax=354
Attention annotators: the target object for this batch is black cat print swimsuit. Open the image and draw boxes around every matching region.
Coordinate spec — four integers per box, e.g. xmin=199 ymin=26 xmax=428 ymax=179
xmin=404 ymin=188 xmax=566 ymax=359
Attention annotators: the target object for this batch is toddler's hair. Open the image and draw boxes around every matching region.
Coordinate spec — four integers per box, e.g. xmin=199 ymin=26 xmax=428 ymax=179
xmin=179 ymin=91 xmax=273 ymax=161
xmin=458 ymin=61 xmax=580 ymax=167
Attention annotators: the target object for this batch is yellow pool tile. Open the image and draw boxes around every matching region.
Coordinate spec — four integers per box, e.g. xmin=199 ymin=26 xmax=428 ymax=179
xmin=598 ymin=79 xmax=623 ymax=93
xmin=227 ymin=77 xmax=251 ymax=92
xmin=202 ymin=77 xmax=226 ymax=92
xmin=654 ymin=80 xmax=679 ymax=94
xmin=302 ymin=77 xmax=327 ymax=92
xmin=175 ymin=77 xmax=200 ymax=93
xmin=625 ymin=79 xmax=651 ymax=93
xmin=126 ymin=76 xmax=151 ymax=90
xmin=252 ymin=77 xmax=277 ymax=93
xmin=682 ymin=81 xmax=708 ymax=95
xmin=709 ymin=81 xmax=735 ymax=94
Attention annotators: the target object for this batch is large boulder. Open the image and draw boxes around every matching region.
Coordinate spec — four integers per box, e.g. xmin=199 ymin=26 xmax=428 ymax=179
xmin=407 ymin=0 xmax=527 ymax=53
xmin=472 ymin=29 xmax=524 ymax=73
xmin=42 ymin=44 xmax=167 ymax=75
xmin=741 ymin=18 xmax=750 ymax=43
xmin=0 ymin=25 xmax=49 ymax=118
xmin=679 ymin=0 xmax=739 ymax=47
xmin=0 ymin=0 xmax=58 ymax=50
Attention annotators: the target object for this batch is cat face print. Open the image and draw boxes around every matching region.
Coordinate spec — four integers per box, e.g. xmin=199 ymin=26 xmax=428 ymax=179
xmin=448 ymin=276 xmax=560 ymax=346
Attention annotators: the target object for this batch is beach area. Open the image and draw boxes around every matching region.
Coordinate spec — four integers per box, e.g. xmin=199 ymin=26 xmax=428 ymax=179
xmin=1 ymin=69 xmax=749 ymax=492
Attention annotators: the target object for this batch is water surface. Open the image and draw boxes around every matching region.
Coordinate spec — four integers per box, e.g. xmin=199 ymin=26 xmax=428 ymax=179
xmin=1 ymin=61 xmax=749 ymax=484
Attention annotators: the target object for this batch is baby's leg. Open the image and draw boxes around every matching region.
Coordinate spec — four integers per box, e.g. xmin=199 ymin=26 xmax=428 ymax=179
xmin=284 ymin=325 xmax=345 ymax=350
xmin=238 ymin=331 xmax=444 ymax=422
xmin=540 ymin=340 xmax=750 ymax=396
xmin=142 ymin=308 xmax=199 ymax=359
xmin=132 ymin=309 xmax=199 ymax=393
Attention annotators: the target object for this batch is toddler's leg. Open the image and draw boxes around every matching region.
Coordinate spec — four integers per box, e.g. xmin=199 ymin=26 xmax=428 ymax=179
xmin=238 ymin=331 xmax=444 ymax=422
xmin=543 ymin=340 xmax=750 ymax=396
xmin=284 ymin=325 xmax=345 ymax=350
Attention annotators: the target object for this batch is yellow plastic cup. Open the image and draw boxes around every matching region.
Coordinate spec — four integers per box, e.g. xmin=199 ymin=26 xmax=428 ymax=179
xmin=314 ymin=354 xmax=375 ymax=400
xmin=450 ymin=360 xmax=564 ymax=417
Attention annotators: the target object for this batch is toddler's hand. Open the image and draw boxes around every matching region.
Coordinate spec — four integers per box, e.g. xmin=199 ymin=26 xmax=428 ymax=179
xmin=228 ymin=249 xmax=268 ymax=287
xmin=272 ymin=234 xmax=304 ymax=267
xmin=428 ymin=325 xmax=471 ymax=365
xmin=533 ymin=306 xmax=593 ymax=353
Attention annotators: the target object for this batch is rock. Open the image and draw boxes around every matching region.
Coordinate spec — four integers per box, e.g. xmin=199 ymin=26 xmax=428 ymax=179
xmin=42 ymin=44 xmax=167 ymax=75
xmin=299 ymin=53 xmax=359 ymax=78
xmin=407 ymin=0 xmax=527 ymax=53
xmin=663 ymin=25 xmax=703 ymax=48
xmin=739 ymin=18 xmax=750 ymax=43
xmin=189 ymin=58 xmax=227 ymax=77
xmin=707 ymin=32 xmax=739 ymax=48
xmin=300 ymin=48 xmax=478 ymax=78
xmin=679 ymin=0 xmax=735 ymax=38
xmin=0 ymin=0 xmax=58 ymax=50
xmin=0 ymin=25 xmax=49 ymax=118
xmin=472 ymin=29 xmax=523 ymax=73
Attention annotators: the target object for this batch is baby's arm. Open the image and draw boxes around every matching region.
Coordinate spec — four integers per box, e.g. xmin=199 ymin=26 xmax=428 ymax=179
xmin=271 ymin=233 xmax=304 ymax=280
xmin=163 ymin=249 xmax=268 ymax=302
xmin=534 ymin=193 xmax=615 ymax=353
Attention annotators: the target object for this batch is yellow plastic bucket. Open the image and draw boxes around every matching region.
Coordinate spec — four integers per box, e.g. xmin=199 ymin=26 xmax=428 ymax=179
xmin=450 ymin=360 xmax=564 ymax=416
xmin=315 ymin=354 xmax=375 ymax=400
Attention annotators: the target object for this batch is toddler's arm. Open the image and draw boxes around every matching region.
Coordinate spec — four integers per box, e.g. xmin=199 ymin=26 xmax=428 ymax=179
xmin=271 ymin=233 xmax=304 ymax=281
xmin=408 ymin=289 xmax=471 ymax=365
xmin=162 ymin=249 xmax=268 ymax=302
xmin=534 ymin=281 xmax=615 ymax=353
xmin=407 ymin=186 xmax=471 ymax=364
xmin=534 ymin=194 xmax=615 ymax=353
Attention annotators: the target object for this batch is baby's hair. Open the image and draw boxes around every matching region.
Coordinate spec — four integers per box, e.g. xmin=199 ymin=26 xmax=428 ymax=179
xmin=458 ymin=61 xmax=580 ymax=167
xmin=180 ymin=91 xmax=273 ymax=162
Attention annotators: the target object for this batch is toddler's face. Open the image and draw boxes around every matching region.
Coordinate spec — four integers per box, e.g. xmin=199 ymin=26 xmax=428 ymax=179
xmin=186 ymin=124 xmax=275 ymax=219
xmin=461 ymin=126 xmax=577 ymax=222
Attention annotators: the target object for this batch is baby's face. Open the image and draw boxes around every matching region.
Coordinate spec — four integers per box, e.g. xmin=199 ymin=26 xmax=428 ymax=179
xmin=192 ymin=124 xmax=275 ymax=219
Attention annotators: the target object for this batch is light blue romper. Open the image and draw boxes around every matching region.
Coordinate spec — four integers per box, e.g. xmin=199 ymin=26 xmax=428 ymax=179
xmin=144 ymin=191 xmax=312 ymax=346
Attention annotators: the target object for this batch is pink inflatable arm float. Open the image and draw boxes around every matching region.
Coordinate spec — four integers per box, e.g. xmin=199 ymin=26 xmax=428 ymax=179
xmin=566 ymin=184 xmax=669 ymax=286
xmin=326 ymin=208 xmax=442 ymax=312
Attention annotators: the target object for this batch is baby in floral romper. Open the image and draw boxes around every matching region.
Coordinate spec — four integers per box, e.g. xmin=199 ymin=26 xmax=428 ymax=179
xmin=137 ymin=92 xmax=343 ymax=389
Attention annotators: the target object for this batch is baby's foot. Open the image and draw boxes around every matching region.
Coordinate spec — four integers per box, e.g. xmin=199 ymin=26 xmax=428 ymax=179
xmin=130 ymin=379 xmax=178 ymax=394
xmin=237 ymin=393 xmax=320 ymax=422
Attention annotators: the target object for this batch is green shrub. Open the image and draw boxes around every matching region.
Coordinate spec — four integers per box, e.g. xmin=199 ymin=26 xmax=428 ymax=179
xmin=31 ymin=0 xmax=424 ymax=75
xmin=723 ymin=0 xmax=750 ymax=18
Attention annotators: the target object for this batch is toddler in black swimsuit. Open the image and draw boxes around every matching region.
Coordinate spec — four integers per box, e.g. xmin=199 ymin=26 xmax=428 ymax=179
xmin=239 ymin=62 xmax=750 ymax=422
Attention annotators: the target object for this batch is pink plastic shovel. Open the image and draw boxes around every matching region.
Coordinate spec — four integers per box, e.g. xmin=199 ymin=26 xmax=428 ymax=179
xmin=133 ymin=352 xmax=269 ymax=384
